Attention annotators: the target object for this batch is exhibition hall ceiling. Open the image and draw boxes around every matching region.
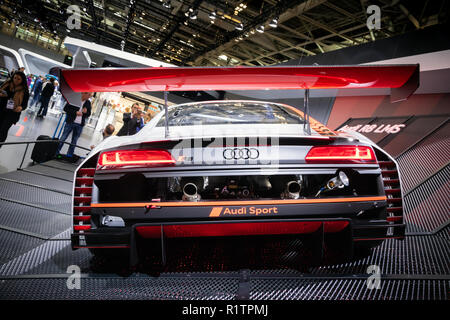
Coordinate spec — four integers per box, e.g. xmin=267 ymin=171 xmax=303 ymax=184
xmin=1 ymin=0 xmax=448 ymax=66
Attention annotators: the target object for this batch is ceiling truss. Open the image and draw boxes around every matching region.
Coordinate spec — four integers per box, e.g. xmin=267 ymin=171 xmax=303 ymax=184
xmin=0 ymin=0 xmax=447 ymax=66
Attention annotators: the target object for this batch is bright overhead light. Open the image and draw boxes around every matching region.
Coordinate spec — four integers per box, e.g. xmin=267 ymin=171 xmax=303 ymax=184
xmin=269 ymin=17 xmax=278 ymax=28
xmin=163 ymin=0 xmax=171 ymax=9
xmin=189 ymin=10 xmax=198 ymax=20
xmin=256 ymin=25 xmax=264 ymax=33
xmin=235 ymin=23 xmax=243 ymax=31
xmin=209 ymin=10 xmax=217 ymax=20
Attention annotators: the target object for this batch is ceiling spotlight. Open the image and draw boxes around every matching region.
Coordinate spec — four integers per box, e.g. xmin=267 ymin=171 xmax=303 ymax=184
xmin=235 ymin=23 xmax=243 ymax=31
xmin=163 ymin=0 xmax=171 ymax=9
xmin=185 ymin=8 xmax=194 ymax=17
xmin=209 ymin=10 xmax=217 ymax=20
xmin=269 ymin=17 xmax=278 ymax=28
xmin=189 ymin=10 xmax=198 ymax=20
xmin=256 ymin=25 xmax=264 ymax=33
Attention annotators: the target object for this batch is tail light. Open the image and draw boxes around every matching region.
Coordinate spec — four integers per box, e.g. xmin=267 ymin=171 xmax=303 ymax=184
xmin=305 ymin=145 xmax=376 ymax=164
xmin=97 ymin=149 xmax=175 ymax=170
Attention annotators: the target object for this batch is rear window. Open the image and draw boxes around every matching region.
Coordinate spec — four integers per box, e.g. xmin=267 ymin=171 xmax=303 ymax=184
xmin=156 ymin=102 xmax=304 ymax=127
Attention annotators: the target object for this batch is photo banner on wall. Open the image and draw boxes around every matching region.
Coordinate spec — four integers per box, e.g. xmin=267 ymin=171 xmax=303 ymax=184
xmin=336 ymin=114 xmax=449 ymax=157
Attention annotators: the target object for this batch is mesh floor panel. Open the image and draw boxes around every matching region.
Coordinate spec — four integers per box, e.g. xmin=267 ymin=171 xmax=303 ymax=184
xmin=0 ymin=200 xmax=70 ymax=238
xmin=0 ymin=277 xmax=447 ymax=300
xmin=0 ymin=230 xmax=44 ymax=265
xmin=0 ymin=170 xmax=73 ymax=194
xmin=43 ymin=160 xmax=79 ymax=172
xmin=22 ymin=165 xmax=74 ymax=182
xmin=0 ymin=180 xmax=72 ymax=214
xmin=0 ymin=277 xmax=239 ymax=300
xmin=249 ymin=278 xmax=449 ymax=300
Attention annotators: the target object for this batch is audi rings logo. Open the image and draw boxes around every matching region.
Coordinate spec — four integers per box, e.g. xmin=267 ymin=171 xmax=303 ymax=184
xmin=223 ymin=147 xmax=259 ymax=160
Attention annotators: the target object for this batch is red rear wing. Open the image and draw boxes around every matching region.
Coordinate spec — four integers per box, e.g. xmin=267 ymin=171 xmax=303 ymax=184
xmin=54 ymin=64 xmax=419 ymax=107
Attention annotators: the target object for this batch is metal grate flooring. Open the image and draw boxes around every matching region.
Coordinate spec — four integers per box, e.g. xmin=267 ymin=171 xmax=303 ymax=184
xmin=0 ymin=230 xmax=44 ymax=265
xmin=19 ymin=165 xmax=74 ymax=182
xmin=0 ymin=170 xmax=73 ymax=193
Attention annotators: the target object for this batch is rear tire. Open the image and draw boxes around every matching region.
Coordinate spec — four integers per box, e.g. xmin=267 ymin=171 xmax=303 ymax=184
xmin=88 ymin=248 xmax=130 ymax=259
xmin=353 ymin=240 xmax=384 ymax=259
xmin=88 ymin=248 xmax=133 ymax=275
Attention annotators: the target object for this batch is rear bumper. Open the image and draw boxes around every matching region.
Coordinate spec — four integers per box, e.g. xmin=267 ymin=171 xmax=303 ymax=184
xmin=71 ymin=196 xmax=405 ymax=250
xmin=88 ymin=196 xmax=387 ymax=220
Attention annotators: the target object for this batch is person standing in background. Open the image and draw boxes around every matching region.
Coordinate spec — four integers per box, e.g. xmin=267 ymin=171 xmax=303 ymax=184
xmin=49 ymin=80 xmax=59 ymax=110
xmin=0 ymin=71 xmax=29 ymax=148
xmin=90 ymin=123 xmax=115 ymax=150
xmin=36 ymin=78 xmax=55 ymax=118
xmin=30 ymin=76 xmax=43 ymax=107
xmin=128 ymin=108 xmax=145 ymax=134
xmin=117 ymin=103 xmax=144 ymax=136
xmin=55 ymin=92 xmax=92 ymax=158
xmin=117 ymin=103 xmax=137 ymax=136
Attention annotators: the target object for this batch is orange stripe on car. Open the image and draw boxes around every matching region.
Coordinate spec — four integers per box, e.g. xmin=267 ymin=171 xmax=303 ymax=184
xmin=91 ymin=196 xmax=387 ymax=208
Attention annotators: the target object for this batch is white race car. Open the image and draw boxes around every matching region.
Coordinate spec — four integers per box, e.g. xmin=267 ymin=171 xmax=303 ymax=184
xmin=55 ymin=65 xmax=418 ymax=266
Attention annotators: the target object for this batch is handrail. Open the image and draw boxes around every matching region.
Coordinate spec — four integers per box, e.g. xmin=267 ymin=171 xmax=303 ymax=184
xmin=0 ymin=140 xmax=91 ymax=169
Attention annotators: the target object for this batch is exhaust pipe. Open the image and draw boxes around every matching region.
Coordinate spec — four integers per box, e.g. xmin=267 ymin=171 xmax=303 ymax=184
xmin=284 ymin=180 xmax=301 ymax=199
xmin=269 ymin=175 xmax=302 ymax=199
xmin=181 ymin=177 xmax=203 ymax=202
xmin=315 ymin=171 xmax=350 ymax=197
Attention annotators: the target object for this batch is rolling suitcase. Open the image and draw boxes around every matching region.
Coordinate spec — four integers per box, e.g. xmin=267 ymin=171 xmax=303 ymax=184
xmin=30 ymin=135 xmax=59 ymax=163
xmin=30 ymin=113 xmax=65 ymax=163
